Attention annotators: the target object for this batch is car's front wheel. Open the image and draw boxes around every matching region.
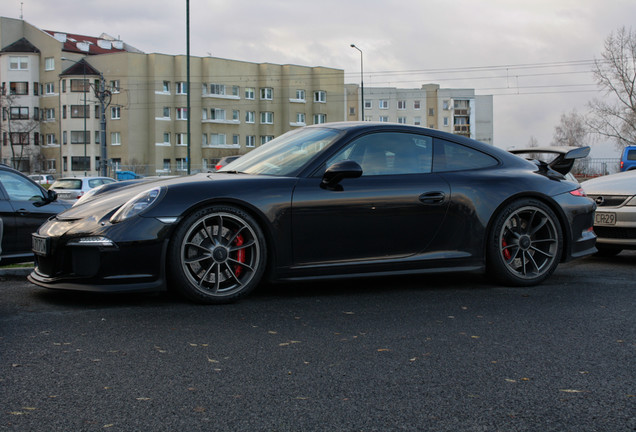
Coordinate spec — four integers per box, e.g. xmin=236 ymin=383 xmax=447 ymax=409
xmin=168 ymin=205 xmax=266 ymax=304
xmin=487 ymin=199 xmax=563 ymax=286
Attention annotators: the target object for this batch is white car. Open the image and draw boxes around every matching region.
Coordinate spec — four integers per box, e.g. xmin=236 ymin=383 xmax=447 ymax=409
xmin=583 ymin=170 xmax=636 ymax=256
xmin=28 ymin=174 xmax=56 ymax=185
xmin=50 ymin=176 xmax=117 ymax=201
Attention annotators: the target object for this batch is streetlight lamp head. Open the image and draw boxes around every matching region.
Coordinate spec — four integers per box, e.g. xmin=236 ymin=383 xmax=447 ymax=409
xmin=350 ymin=44 xmax=355 ymax=48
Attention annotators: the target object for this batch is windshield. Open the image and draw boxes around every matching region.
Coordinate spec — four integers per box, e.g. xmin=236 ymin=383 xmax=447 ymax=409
xmin=219 ymin=127 xmax=342 ymax=176
xmin=52 ymin=179 xmax=82 ymax=189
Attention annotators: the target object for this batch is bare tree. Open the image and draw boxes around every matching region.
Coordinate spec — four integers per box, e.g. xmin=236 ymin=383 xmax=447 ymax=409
xmin=552 ymin=110 xmax=589 ymax=147
xmin=588 ymin=26 xmax=636 ymax=149
xmin=0 ymin=92 xmax=40 ymax=171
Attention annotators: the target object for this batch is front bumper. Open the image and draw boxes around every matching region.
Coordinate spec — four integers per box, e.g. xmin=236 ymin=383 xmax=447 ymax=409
xmin=28 ymin=215 xmax=173 ymax=293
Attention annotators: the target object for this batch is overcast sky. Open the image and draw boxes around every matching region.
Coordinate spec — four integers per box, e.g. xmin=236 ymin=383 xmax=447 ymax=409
xmin=10 ymin=0 xmax=636 ymax=156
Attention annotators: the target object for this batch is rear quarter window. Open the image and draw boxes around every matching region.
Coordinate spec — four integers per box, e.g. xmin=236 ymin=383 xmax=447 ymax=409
xmin=433 ymin=138 xmax=498 ymax=172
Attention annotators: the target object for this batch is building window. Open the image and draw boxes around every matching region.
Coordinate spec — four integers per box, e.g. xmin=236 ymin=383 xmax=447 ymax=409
xmin=9 ymin=107 xmax=29 ymax=120
xmin=111 ymin=106 xmax=121 ymax=120
xmin=314 ymin=91 xmax=326 ymax=103
xmin=110 ymin=80 xmax=120 ymax=93
xmin=428 ymin=108 xmax=435 ymax=116
xmin=111 ymin=132 xmax=121 ymax=146
xmin=176 ymin=133 xmax=188 ymax=146
xmin=414 ymin=100 xmax=421 ymax=110
xmin=232 ymin=134 xmax=240 ymax=145
xmin=232 ymin=86 xmax=240 ymax=97
xmin=209 ymin=84 xmax=225 ymax=95
xmin=379 ymin=100 xmax=389 ymax=109
xmin=398 ymin=117 xmax=407 ymax=124
xmin=296 ymin=89 xmax=306 ymax=101
xmin=397 ymin=100 xmax=406 ymax=110
xmin=260 ymin=136 xmax=274 ymax=145
xmin=163 ymin=132 xmax=171 ymax=145
xmin=202 ymin=133 xmax=208 ymax=147
xmin=176 ymin=82 xmax=187 ymax=94
xmin=202 ymin=108 xmax=208 ymax=120
xmin=202 ymin=83 xmax=208 ymax=95
xmin=45 ymin=108 xmax=55 ymax=121
xmin=46 ymin=134 xmax=57 ymax=145
xmin=260 ymin=111 xmax=273 ymax=124
xmin=10 ymin=82 xmax=29 ymax=95
xmin=232 ymin=110 xmax=240 ymax=121
xmin=414 ymin=116 xmax=421 ymax=126
xmin=46 ymin=159 xmax=56 ymax=171
xmin=379 ymin=116 xmax=389 ymax=122
xmin=163 ymin=107 xmax=170 ymax=118
xmin=71 ymin=105 xmax=89 ymax=118
xmin=95 ymin=131 xmax=100 ymax=144
xmin=211 ymin=133 xmax=226 ymax=146
xmin=176 ymin=107 xmax=188 ymax=120
xmin=246 ymin=135 xmax=255 ymax=148
xmin=95 ymin=104 xmax=100 ymax=118
xmin=9 ymin=56 xmax=28 ymax=70
xmin=176 ymin=158 xmax=187 ymax=171
xmin=210 ymin=108 xmax=226 ymax=120
xmin=260 ymin=87 xmax=273 ymax=100
xmin=70 ymin=79 xmax=89 ymax=92
xmin=313 ymin=114 xmax=326 ymax=124
xmin=71 ymin=131 xmax=90 ymax=144
xmin=245 ymin=111 xmax=255 ymax=123
xmin=163 ymin=159 xmax=171 ymax=171
xmin=349 ymin=107 xmax=356 ymax=116
xmin=364 ymin=100 xmax=372 ymax=109
xmin=10 ymin=132 xmax=29 ymax=145
xmin=45 ymin=57 xmax=55 ymax=71
xmin=296 ymin=113 xmax=306 ymax=124
xmin=34 ymin=82 xmax=39 ymax=96
xmin=71 ymin=156 xmax=90 ymax=171
xmin=162 ymin=81 xmax=170 ymax=92
xmin=245 ymin=87 xmax=255 ymax=99
xmin=443 ymin=117 xmax=449 ymax=127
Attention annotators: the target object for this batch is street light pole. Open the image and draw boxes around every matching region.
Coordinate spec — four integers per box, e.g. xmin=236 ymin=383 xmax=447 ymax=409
xmin=350 ymin=44 xmax=364 ymax=121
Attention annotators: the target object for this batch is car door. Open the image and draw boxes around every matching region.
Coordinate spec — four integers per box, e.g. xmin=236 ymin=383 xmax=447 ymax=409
xmin=0 ymin=170 xmax=66 ymax=256
xmin=291 ymin=131 xmax=450 ymax=266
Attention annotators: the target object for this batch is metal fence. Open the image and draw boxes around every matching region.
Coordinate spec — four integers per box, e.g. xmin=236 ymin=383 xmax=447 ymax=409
xmin=572 ymin=158 xmax=620 ymax=179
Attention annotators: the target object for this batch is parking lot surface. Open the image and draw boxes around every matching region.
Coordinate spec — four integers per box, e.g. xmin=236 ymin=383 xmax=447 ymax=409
xmin=1 ymin=252 xmax=635 ymax=431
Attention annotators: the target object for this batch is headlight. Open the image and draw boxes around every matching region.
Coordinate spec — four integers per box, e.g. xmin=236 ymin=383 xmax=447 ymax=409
xmin=110 ymin=187 xmax=163 ymax=223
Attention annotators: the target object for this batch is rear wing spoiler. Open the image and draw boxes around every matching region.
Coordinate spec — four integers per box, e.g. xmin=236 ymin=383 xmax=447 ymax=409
xmin=509 ymin=146 xmax=590 ymax=175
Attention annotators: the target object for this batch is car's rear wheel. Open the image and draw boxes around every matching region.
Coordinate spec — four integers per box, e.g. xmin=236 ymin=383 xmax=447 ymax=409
xmin=168 ymin=205 xmax=266 ymax=304
xmin=487 ymin=199 xmax=563 ymax=286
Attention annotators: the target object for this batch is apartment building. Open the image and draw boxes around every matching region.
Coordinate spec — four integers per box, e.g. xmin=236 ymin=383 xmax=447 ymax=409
xmin=0 ymin=17 xmax=344 ymax=176
xmin=346 ymin=83 xmax=494 ymax=145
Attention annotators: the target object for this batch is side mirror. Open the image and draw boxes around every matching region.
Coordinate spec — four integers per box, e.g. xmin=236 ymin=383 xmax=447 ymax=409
xmin=47 ymin=189 xmax=58 ymax=202
xmin=321 ymin=160 xmax=363 ymax=191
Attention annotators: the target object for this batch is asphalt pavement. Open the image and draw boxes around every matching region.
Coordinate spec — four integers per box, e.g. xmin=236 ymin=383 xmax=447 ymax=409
xmin=1 ymin=253 xmax=635 ymax=431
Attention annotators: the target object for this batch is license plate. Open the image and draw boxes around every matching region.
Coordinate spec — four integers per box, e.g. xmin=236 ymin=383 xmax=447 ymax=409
xmin=594 ymin=212 xmax=616 ymax=226
xmin=32 ymin=235 xmax=49 ymax=256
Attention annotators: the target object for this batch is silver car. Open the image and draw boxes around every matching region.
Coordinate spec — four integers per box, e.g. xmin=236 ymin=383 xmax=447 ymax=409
xmin=583 ymin=170 xmax=636 ymax=256
xmin=50 ymin=176 xmax=117 ymax=201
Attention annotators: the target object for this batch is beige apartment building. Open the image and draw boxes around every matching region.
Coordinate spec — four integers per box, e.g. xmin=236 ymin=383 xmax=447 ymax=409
xmin=0 ymin=17 xmax=344 ymax=176
xmin=346 ymin=83 xmax=494 ymax=145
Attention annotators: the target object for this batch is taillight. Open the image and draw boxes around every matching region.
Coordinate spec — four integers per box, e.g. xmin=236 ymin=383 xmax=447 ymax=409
xmin=569 ymin=188 xmax=586 ymax=197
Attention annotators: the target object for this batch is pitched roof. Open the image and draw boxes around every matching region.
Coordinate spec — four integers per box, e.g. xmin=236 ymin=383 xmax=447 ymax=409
xmin=59 ymin=58 xmax=101 ymax=76
xmin=1 ymin=37 xmax=40 ymax=53
xmin=43 ymin=30 xmax=142 ymax=55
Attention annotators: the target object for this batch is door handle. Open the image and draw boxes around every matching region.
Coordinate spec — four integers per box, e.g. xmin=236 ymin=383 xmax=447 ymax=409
xmin=17 ymin=208 xmax=30 ymax=216
xmin=419 ymin=192 xmax=446 ymax=204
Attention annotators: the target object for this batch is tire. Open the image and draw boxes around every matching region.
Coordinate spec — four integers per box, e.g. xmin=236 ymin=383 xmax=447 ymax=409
xmin=487 ymin=199 xmax=563 ymax=286
xmin=168 ymin=205 xmax=267 ymax=304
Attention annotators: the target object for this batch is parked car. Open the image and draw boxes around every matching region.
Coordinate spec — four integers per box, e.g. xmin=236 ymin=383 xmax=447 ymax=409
xmin=0 ymin=164 xmax=71 ymax=264
xmin=619 ymin=146 xmax=636 ymax=171
xmin=582 ymin=170 xmax=636 ymax=256
xmin=214 ymin=155 xmax=241 ymax=171
xmin=28 ymin=174 xmax=56 ymax=185
xmin=29 ymin=123 xmax=596 ymax=303
xmin=50 ymin=176 xmax=117 ymax=201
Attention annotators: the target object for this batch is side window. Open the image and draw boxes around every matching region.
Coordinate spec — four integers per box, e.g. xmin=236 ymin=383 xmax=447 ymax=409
xmin=327 ymin=132 xmax=433 ymax=176
xmin=0 ymin=171 xmax=45 ymax=202
xmin=433 ymin=138 xmax=498 ymax=172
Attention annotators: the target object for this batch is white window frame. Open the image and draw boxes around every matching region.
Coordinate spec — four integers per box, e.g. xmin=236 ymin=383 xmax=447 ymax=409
xmin=9 ymin=56 xmax=28 ymax=71
xmin=379 ymin=100 xmax=389 ymax=109
xmin=260 ymin=87 xmax=273 ymax=100
xmin=176 ymin=82 xmax=188 ymax=94
xmin=209 ymin=83 xmax=226 ymax=95
xmin=245 ymin=111 xmax=255 ymax=124
xmin=110 ymin=132 xmax=121 ymax=146
xmin=313 ymin=114 xmax=326 ymax=124
xmin=313 ymin=91 xmax=326 ymax=103
xmin=45 ymin=57 xmax=55 ymax=71
xmin=111 ymin=106 xmax=121 ymax=120
xmin=245 ymin=87 xmax=255 ymax=99
xmin=246 ymin=135 xmax=255 ymax=148
xmin=176 ymin=107 xmax=188 ymax=120
xmin=397 ymin=100 xmax=406 ymax=110
xmin=260 ymin=111 xmax=273 ymax=124
xmin=176 ymin=133 xmax=188 ymax=146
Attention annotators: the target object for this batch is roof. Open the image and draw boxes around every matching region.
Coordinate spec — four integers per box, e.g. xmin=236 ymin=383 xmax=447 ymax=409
xmin=43 ymin=30 xmax=142 ymax=55
xmin=59 ymin=58 xmax=101 ymax=76
xmin=1 ymin=37 xmax=40 ymax=53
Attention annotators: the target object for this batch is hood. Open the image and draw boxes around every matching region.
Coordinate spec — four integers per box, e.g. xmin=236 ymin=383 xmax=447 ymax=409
xmin=582 ymin=170 xmax=636 ymax=195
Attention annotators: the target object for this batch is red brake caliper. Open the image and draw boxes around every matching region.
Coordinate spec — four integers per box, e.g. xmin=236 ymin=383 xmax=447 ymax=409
xmin=502 ymin=238 xmax=511 ymax=260
xmin=234 ymin=234 xmax=245 ymax=276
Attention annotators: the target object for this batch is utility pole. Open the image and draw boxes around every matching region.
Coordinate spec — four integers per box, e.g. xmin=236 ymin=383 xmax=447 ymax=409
xmin=97 ymin=74 xmax=111 ymax=177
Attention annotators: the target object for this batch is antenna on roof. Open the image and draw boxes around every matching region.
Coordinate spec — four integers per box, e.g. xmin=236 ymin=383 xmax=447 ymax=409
xmin=20 ymin=2 xmax=24 ymax=19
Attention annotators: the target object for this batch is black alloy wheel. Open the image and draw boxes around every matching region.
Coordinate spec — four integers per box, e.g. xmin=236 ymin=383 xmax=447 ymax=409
xmin=168 ymin=206 xmax=266 ymax=304
xmin=487 ymin=199 xmax=563 ymax=286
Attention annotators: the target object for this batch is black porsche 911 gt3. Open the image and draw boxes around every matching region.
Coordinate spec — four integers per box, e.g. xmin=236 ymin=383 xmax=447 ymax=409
xmin=29 ymin=123 xmax=597 ymax=303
